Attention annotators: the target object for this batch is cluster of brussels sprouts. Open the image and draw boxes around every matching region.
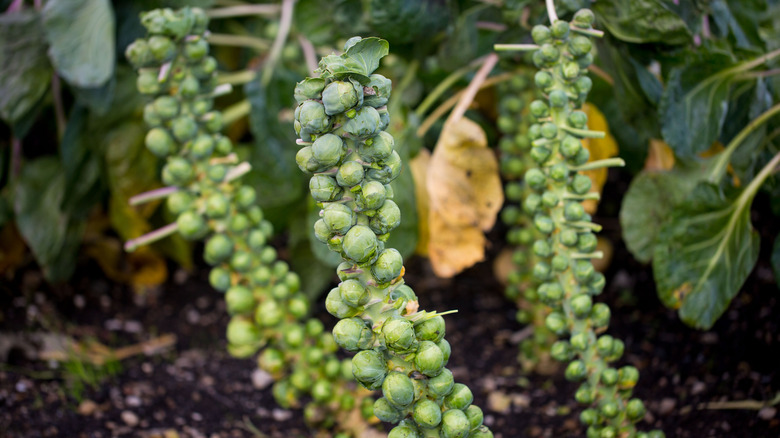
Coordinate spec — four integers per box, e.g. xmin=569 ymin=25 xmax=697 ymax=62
xmin=496 ymin=73 xmax=558 ymax=373
xmin=293 ymin=37 xmax=493 ymax=438
xmin=517 ymin=10 xmax=664 ymax=438
xmin=125 ymin=8 xmax=372 ymax=434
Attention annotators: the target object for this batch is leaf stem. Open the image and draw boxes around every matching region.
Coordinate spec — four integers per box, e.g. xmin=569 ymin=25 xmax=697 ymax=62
xmin=261 ymin=0 xmax=295 ymax=87
xmin=217 ymin=70 xmax=256 ymax=86
xmin=298 ymin=35 xmax=318 ymax=76
xmin=545 ymin=0 xmax=558 ymax=23
xmin=206 ymin=4 xmax=280 ymax=19
xmin=225 ymin=162 xmax=252 ymax=182
xmin=560 ymin=125 xmax=606 ymax=138
xmin=448 ymin=53 xmax=499 ymax=124
xmin=571 ymin=158 xmax=625 ymax=172
xmin=494 ymin=44 xmax=539 ymax=52
xmin=206 ymin=33 xmax=271 ymax=51
xmin=709 ymin=101 xmax=780 ymax=183
xmin=124 ymin=223 xmax=179 ymax=252
xmin=129 ymin=187 xmax=179 ymax=206
xmin=222 ymin=99 xmax=251 ymax=126
xmin=415 ymin=55 xmax=489 ymax=118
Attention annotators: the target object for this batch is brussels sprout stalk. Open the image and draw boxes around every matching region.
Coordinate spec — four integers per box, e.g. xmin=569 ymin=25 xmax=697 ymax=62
xmin=126 ymin=8 xmax=373 ymax=435
xmin=499 ymin=6 xmax=663 ymax=438
xmin=295 ymin=37 xmax=493 ymax=437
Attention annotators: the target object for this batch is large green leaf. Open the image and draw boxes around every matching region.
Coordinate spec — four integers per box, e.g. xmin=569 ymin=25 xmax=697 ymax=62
xmin=592 ymin=0 xmax=692 ymax=44
xmin=42 ymin=0 xmax=115 ymax=87
xmin=368 ymin=0 xmax=451 ymax=45
xmin=317 ymin=37 xmax=389 ymax=82
xmin=14 ymin=157 xmax=86 ymax=282
xmin=652 ymin=182 xmax=760 ymax=329
xmin=659 ymin=50 xmax=739 ymax=159
xmin=59 ymin=105 xmax=105 ymax=217
xmin=0 ymin=10 xmax=52 ymax=126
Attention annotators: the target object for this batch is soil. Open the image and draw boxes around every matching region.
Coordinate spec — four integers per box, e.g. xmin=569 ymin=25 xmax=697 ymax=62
xmin=1 ymin=173 xmax=779 ymax=438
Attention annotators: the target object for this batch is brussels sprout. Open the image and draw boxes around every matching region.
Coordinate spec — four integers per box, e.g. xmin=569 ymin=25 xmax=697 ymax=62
xmin=290 ymin=367 xmax=313 ymax=392
xmin=271 ymin=283 xmax=290 ymax=300
xmin=428 ymin=367 xmax=454 ymax=398
xmin=288 ymin=295 xmax=309 ymax=319
xmin=381 ymin=316 xmax=417 ymax=353
xmin=145 ymin=128 xmax=175 ymax=157
xmin=374 ymin=397 xmax=404 ymax=423
xmin=309 ymin=175 xmax=343 ymax=202
xmin=415 ymin=341 xmax=444 ymax=377
xmin=575 ymin=383 xmax=595 ymax=404
xmin=534 ymin=214 xmax=555 ymax=235
xmin=570 ymin=294 xmax=593 ymax=318
xmin=618 ymin=365 xmax=640 ymax=389
xmin=565 ymin=360 xmax=587 ymax=381
xmin=355 ymin=180 xmax=386 ymax=212
xmin=389 ymin=422 xmax=421 ymax=438
xmin=148 ymin=35 xmax=175 ymax=61
xmin=369 ymin=199 xmax=401 ymax=235
xmin=352 ymin=349 xmax=387 ymax=390
xmin=258 ymin=347 xmax=284 ymax=375
xmin=323 ymin=203 xmax=356 ymax=235
xmin=600 ymin=367 xmax=619 ymax=386
xmin=569 ymin=332 xmax=589 ymax=351
xmin=294 ymin=77 xmax=327 ymax=103
xmin=471 ymin=425 xmax=494 ymax=438
xmin=342 ymin=106 xmax=381 ymax=139
xmin=255 ymin=298 xmax=284 ymax=327
xmin=539 ymin=43 xmax=560 ymax=64
xmin=413 ymin=398 xmax=442 ymax=428
xmin=209 ymin=267 xmax=231 ymax=292
xmin=367 ymin=150 xmax=402 ymax=184
xmin=162 ymin=157 xmax=194 ymax=186
xmin=152 ymin=96 xmax=179 ymax=120
xmin=415 ymin=316 xmax=445 ymax=343
xmin=229 ymin=250 xmax=252 ymax=273
xmin=338 ymin=278 xmax=369 ymax=307
xmin=544 ymin=311 xmax=567 ymax=335
xmin=314 ymin=218 xmax=333 ymax=243
xmin=444 ymin=383 xmax=473 ymax=410
xmin=125 ymin=39 xmax=153 ymax=67
xmin=204 ymin=233 xmax=233 ymax=264
xmin=176 ymin=210 xmax=208 ymax=240
xmin=308 ymin=378 xmax=332 ymax=404
xmin=391 ymin=284 xmax=418 ymax=303
xmin=333 ymin=317 xmax=374 ymax=351
xmin=372 ymin=249 xmax=403 ymax=283
xmin=364 ymin=74 xmax=392 ymax=107
xmin=312 ymin=134 xmax=345 ymax=168
xmin=136 ymin=70 xmax=161 ymax=95
xmin=296 ymin=101 xmax=332 ymax=139
xmin=529 ymin=100 xmax=549 ymax=118
xmin=579 ymin=407 xmax=598 ymax=426
xmin=322 ymin=80 xmax=361 ymax=115
xmin=382 ymin=371 xmax=415 ymax=407
xmin=325 ymin=287 xmax=360 ymax=319
xmin=359 ymin=131 xmax=394 ymax=162
xmin=336 ymin=161 xmax=365 ymax=187
xmin=180 ymin=74 xmax=200 ymax=97
xmin=171 ymin=115 xmax=198 ymax=142
xmin=296 ymin=146 xmax=323 ymax=173
xmin=441 ymin=408 xmax=470 ymax=438
xmin=206 ymin=164 xmax=227 ymax=182
xmin=282 ymin=323 xmax=305 ymax=349
xmin=343 ymin=225 xmax=378 ymax=263
xmin=166 ymin=191 xmax=194 ymax=216
xmin=531 ymin=25 xmax=551 ymax=44
xmin=190 ymin=134 xmax=215 ymax=159
xmin=465 ymin=405 xmax=484 ymax=430
xmin=226 ymin=316 xmax=260 ymax=346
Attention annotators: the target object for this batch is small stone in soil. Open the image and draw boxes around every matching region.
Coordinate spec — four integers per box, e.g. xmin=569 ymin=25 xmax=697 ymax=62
xmin=272 ymin=409 xmax=292 ymax=421
xmin=659 ymin=398 xmax=677 ymax=415
xmin=759 ymin=407 xmax=777 ymax=420
xmin=251 ymin=369 xmax=273 ymax=390
xmin=121 ymin=410 xmax=139 ymax=427
xmin=78 ymin=400 xmax=98 ymax=415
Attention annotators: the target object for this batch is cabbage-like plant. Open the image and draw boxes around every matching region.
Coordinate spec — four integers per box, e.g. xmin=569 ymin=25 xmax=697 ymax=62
xmin=124 ymin=7 xmax=372 ymax=435
xmin=294 ymin=36 xmax=493 ymax=437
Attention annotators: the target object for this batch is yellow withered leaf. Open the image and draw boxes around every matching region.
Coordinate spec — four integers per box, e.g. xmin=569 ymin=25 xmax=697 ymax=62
xmin=426 ymin=118 xmax=503 ymax=278
xmin=581 ymin=104 xmax=619 ymax=214
xmin=644 ymin=139 xmax=675 ymax=171
xmin=409 ymin=148 xmax=431 ymax=256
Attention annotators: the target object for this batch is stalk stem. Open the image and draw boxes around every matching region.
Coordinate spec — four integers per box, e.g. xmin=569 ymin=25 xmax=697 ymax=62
xmin=125 ymin=223 xmax=179 ymax=252
xmin=545 ymin=0 xmax=558 ymax=23
xmin=206 ymin=4 xmax=280 ymax=18
xmin=261 ymin=0 xmax=295 ymax=86
xmin=129 ymin=187 xmax=179 ymax=206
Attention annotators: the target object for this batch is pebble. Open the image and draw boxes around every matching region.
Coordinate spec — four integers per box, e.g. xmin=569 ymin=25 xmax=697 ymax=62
xmin=121 ymin=410 xmax=139 ymax=427
xmin=126 ymin=395 xmax=142 ymax=407
xmin=759 ymin=406 xmax=777 ymax=420
xmin=272 ymin=409 xmax=293 ymax=421
xmin=251 ymin=369 xmax=274 ymax=390
xmin=78 ymin=400 xmax=98 ymax=416
xmin=659 ymin=397 xmax=677 ymax=415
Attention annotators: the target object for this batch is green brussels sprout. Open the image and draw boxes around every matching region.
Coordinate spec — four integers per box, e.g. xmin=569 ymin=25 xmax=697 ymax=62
xmin=367 ymin=150 xmax=402 ymax=184
xmin=374 ymin=397 xmax=404 ymax=423
xmin=288 ymin=295 xmax=309 ymax=319
xmin=145 ymin=128 xmax=175 ymax=157
xmin=309 ymin=175 xmax=343 ymax=202
xmin=534 ymin=71 xmax=553 ymax=91
xmin=564 ymin=201 xmax=586 ymax=222
xmin=550 ymin=340 xmax=573 ymax=362
xmin=258 ymin=347 xmax=284 ymax=374
xmin=209 ymin=267 xmax=231 ymax=292
xmin=148 ymin=35 xmax=176 ymax=62
xmin=382 ymin=316 xmax=417 ymax=353
xmin=565 ymin=360 xmax=587 ymax=381
xmin=290 ymin=368 xmax=313 ymax=391
xmin=337 ymin=161 xmax=365 ymax=187
xmin=250 ymin=265 xmax=271 ymax=286
xmin=625 ymin=398 xmax=646 ymax=421
xmin=180 ymin=74 xmax=200 ymax=97
xmin=255 ymin=298 xmax=284 ymax=327
xmin=372 ymin=249 xmax=403 ymax=283
xmin=225 ymin=284 xmax=254 ymax=315
xmin=544 ymin=311 xmax=567 ymax=335
xmin=184 ymin=39 xmax=208 ymax=61
xmin=560 ymin=135 xmax=582 ymax=158
xmin=441 ymin=408 xmax=470 ymax=438
xmin=342 ymin=106 xmax=381 ymax=139
xmin=272 ymin=380 xmax=298 ymax=409
xmin=201 ymin=111 xmax=223 ymax=133
xmin=571 ymin=147 xmax=591 ymax=165
xmin=599 ymin=400 xmax=619 ymax=418
xmin=569 ymin=332 xmax=589 ymax=351
xmin=529 ymin=100 xmax=549 ymax=118
xmin=577 ymin=232 xmax=598 ymax=253
xmin=229 ymin=250 xmax=252 ymax=273
xmin=333 ymin=317 xmax=374 ymax=351
xmin=323 ymin=203 xmax=356 ymax=235
xmin=534 ymin=214 xmax=555 ymax=235
xmin=189 ymin=134 xmax=214 ymax=159
xmin=204 ymin=233 xmax=233 ymax=264
xmin=226 ymin=316 xmax=260 ymax=346
xmin=152 ymin=96 xmax=179 ymax=120
xmin=600 ymin=367 xmax=619 ymax=386
xmin=162 ymin=157 xmax=194 ymax=186
xmin=539 ymin=43 xmax=560 ymax=63
xmin=568 ymin=36 xmax=592 ymax=58
xmin=550 ymin=19 xmax=570 ymax=39
xmin=360 ymin=131 xmax=394 ymax=162
xmin=538 ymin=282 xmax=564 ymax=305
xmin=589 ymin=303 xmax=611 ymax=330
xmin=192 ymin=56 xmax=218 ymax=79
xmin=165 ymin=191 xmax=193 ymax=216
xmin=356 ymin=180 xmax=387 ymax=212
xmin=369 ymin=199 xmax=401 ymax=235
xmin=322 ymin=80 xmax=361 ymax=115
xmin=125 ymin=39 xmax=153 ymax=67
xmin=579 ymin=408 xmax=598 ymax=426
xmin=471 ymin=425 xmax=494 ymax=438
xmin=549 ymin=89 xmax=569 ymax=108
xmin=561 ymin=61 xmax=581 ymax=80
xmin=136 ymin=70 xmax=161 ymax=95
xmin=176 ymin=210 xmax=208 ymax=240
xmin=618 ymin=365 xmax=640 ymax=389
xmin=573 ymin=8 xmax=595 ymax=27
xmin=444 ymin=383 xmax=473 ymax=410
xmin=296 ymin=101 xmax=332 ymax=139
xmin=524 ymin=168 xmax=547 ymax=191
xmin=531 ymin=25 xmax=552 ymax=44
xmin=532 ymin=239 xmax=553 ymax=258
xmin=338 ymin=278 xmax=368 ymax=307
xmin=343 ymin=225 xmax=378 ymax=263
xmin=465 ymin=405 xmax=484 ymax=430
xmin=283 ymin=323 xmax=305 ymax=348
xmin=575 ymin=75 xmax=593 ymax=95
xmin=415 ymin=341 xmax=444 ymax=377
xmin=413 ymin=398 xmax=442 ymax=428
xmin=383 ymin=371 xmax=415 ymax=407
xmin=352 ymin=349 xmax=387 ymax=390
xmin=428 ymin=367 xmax=454 ymax=398
xmin=296 ymin=146 xmax=323 ymax=173
xmin=312 ymin=134 xmax=345 ymax=168
xmin=415 ymin=316 xmax=445 ymax=343
xmin=389 ymin=422 xmax=421 ymax=438
xmin=575 ymin=383 xmax=595 ymax=404
xmin=294 ymin=77 xmax=327 ymax=103
xmin=570 ymin=294 xmax=593 ymax=318
xmin=314 ymin=218 xmax=333 ymax=243
xmin=325 ymin=287 xmax=360 ymax=319
xmin=304 ymin=319 xmax=324 ymax=339
xmin=171 ymin=115 xmax=198 ymax=142
xmin=270 ymin=283 xmax=290 ymax=300
xmin=364 ymin=74 xmax=392 ymax=107
xmin=206 ymin=164 xmax=227 ymax=182
xmin=310 ymin=378 xmax=333 ymax=403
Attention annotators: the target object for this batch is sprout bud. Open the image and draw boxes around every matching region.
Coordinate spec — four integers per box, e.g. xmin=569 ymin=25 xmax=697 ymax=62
xmin=561 ymin=136 xmax=582 ymax=158
xmin=550 ymin=340 xmax=573 ymax=362
xmin=148 ymin=35 xmax=175 ymax=61
xmin=441 ymin=408 xmax=470 ymax=438
xmin=541 ymin=191 xmax=559 ymax=208
xmin=534 ymin=214 xmax=555 ymax=235
xmin=618 ymin=365 xmax=640 ymax=389
xmin=549 ymin=90 xmax=569 ymax=108
xmin=599 ymin=401 xmax=619 ymax=418
xmin=565 ymin=360 xmax=587 ymax=381
xmin=226 ymin=317 xmax=260 ymax=346
xmin=364 ymin=74 xmax=392 ymax=107
xmin=325 ymin=287 xmax=360 ymax=319
xmin=573 ymin=260 xmax=595 ymax=283
xmin=531 ymin=25 xmax=552 ymax=44
xmin=444 ymin=383 xmax=473 ymax=410
xmin=352 ymin=349 xmax=387 ymax=390
xmin=343 ymin=225 xmax=378 ymax=263
xmin=336 ymin=161 xmax=365 ymax=187
xmin=570 ymin=332 xmax=589 ymax=351
xmin=568 ymin=111 xmax=588 ymax=129
xmin=373 ymin=249 xmax=403 ymax=283
xmin=370 ymin=199 xmax=401 ymax=235
xmin=575 ymin=383 xmax=595 ymax=404
xmin=524 ymin=168 xmax=547 ymax=191
xmin=342 ymin=106 xmax=382 ymax=139
xmin=415 ymin=316 xmax=446 ymax=343
xmin=601 ymin=368 xmax=619 ymax=386
xmin=258 ymin=347 xmax=284 ymax=374
xmin=551 ymin=255 xmax=569 ymax=271
xmin=382 ymin=316 xmax=417 ymax=353
xmin=314 ymin=218 xmax=333 ymax=243
xmin=413 ymin=398 xmax=442 ymax=428
xmin=171 ymin=115 xmax=198 ymax=142
xmin=176 ymin=211 xmax=208 ymax=240
xmin=550 ymin=20 xmax=570 ymax=39
xmin=309 ymin=175 xmax=343 ymax=202
xmin=530 ymin=145 xmax=552 ymax=164
xmin=255 ymin=299 xmax=284 ymax=327
xmin=312 ymin=134 xmax=345 ymax=168
xmin=529 ymin=100 xmax=549 ymax=118
xmin=523 ymin=193 xmax=542 ymax=215
xmin=389 ymin=423 xmax=421 ymax=438
xmin=437 ymin=339 xmax=451 ymax=365
xmin=427 ymin=368 xmax=454 ymax=398
xmin=204 ymin=234 xmax=233 ymax=264
xmin=374 ymin=397 xmax=404 ymax=423
xmin=626 ymin=399 xmax=646 ymax=421
xmin=545 ymin=311 xmax=567 ymax=335
xmin=209 ymin=267 xmax=231 ymax=292
xmin=570 ymin=173 xmax=592 ymax=194
xmin=360 ymin=131 xmax=394 ymax=162
xmin=577 ymin=232 xmax=598 ymax=253
xmin=415 ymin=341 xmax=445 ymax=377
xmin=571 ymin=294 xmax=593 ymax=318
xmin=590 ymin=303 xmax=611 ymax=329
xmin=383 ymin=372 xmax=415 ymax=407
xmin=465 ymin=405 xmax=484 ymax=430
xmin=356 ymin=180 xmax=388 ymax=211
xmin=294 ymin=77 xmax=327 ymax=103
xmin=339 ymin=279 xmax=369 ymax=307
xmin=323 ymin=203 xmax=356 ymax=235
xmin=145 ymin=128 xmax=175 ymax=157
xmin=296 ymin=101 xmax=332 ymax=139
xmin=333 ymin=317 xmax=374 ymax=351
xmin=322 ymin=80 xmax=361 ymax=115
xmin=367 ymin=150 xmax=402 ymax=184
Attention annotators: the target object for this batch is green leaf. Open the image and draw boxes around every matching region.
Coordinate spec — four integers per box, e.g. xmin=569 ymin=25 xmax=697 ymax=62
xmin=317 ymin=37 xmax=389 ymax=82
xmin=367 ymin=0 xmax=452 ymax=45
xmin=652 ymin=182 xmax=760 ymax=329
xmin=14 ymin=157 xmax=86 ymax=282
xmin=772 ymin=235 xmax=780 ymax=288
xmin=0 ymin=10 xmax=52 ymax=126
xmin=59 ymin=105 xmax=105 ymax=217
xmin=42 ymin=0 xmax=115 ymax=88
xmin=659 ymin=50 xmax=739 ymax=159
xmin=592 ymin=0 xmax=692 ymax=44
xmin=709 ymin=0 xmax=768 ymax=51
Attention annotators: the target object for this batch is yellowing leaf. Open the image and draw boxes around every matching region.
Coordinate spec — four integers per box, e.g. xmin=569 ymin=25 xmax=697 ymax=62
xmin=492 ymin=248 xmax=515 ymax=287
xmin=581 ymin=104 xmax=618 ymax=214
xmin=644 ymin=139 xmax=676 ymax=171
xmin=426 ymin=118 xmax=503 ymax=277
xmin=409 ymin=148 xmax=431 ymax=256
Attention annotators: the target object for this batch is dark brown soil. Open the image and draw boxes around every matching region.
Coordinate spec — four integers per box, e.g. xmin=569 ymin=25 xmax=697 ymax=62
xmin=1 ymin=179 xmax=779 ymax=438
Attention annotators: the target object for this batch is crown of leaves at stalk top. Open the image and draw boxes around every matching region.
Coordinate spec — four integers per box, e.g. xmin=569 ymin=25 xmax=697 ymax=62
xmin=316 ymin=37 xmax=390 ymax=83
